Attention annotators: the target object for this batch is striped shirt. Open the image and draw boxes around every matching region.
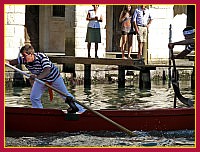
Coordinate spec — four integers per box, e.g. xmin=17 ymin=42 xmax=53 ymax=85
xmin=186 ymin=44 xmax=195 ymax=52
xmin=18 ymin=53 xmax=60 ymax=82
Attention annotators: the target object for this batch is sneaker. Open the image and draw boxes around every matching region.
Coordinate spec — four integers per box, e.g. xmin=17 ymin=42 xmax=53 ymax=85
xmin=75 ymin=103 xmax=86 ymax=113
xmin=67 ymin=107 xmax=78 ymax=113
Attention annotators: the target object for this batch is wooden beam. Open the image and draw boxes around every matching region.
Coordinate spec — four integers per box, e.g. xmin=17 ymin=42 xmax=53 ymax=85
xmin=49 ymin=56 xmax=138 ymax=66
xmin=49 ymin=56 xmax=194 ymax=70
xmin=49 ymin=56 xmax=157 ymax=70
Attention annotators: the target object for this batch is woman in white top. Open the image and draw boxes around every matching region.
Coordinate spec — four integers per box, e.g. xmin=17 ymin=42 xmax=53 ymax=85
xmin=85 ymin=5 xmax=103 ymax=58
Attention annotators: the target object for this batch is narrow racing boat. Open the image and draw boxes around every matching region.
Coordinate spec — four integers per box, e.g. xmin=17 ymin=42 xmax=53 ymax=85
xmin=5 ymin=107 xmax=195 ymax=134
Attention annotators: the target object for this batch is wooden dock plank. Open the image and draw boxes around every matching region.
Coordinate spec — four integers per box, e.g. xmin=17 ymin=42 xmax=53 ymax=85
xmin=49 ymin=56 xmax=194 ymax=69
xmin=48 ymin=56 xmax=195 ymax=89
xmin=49 ymin=56 xmax=138 ymax=66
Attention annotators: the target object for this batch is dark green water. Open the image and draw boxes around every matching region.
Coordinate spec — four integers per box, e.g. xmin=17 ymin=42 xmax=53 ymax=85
xmin=5 ymin=81 xmax=194 ymax=110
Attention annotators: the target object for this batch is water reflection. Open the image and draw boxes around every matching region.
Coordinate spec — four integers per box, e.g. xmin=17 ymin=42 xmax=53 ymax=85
xmin=5 ymin=80 xmax=195 ymax=110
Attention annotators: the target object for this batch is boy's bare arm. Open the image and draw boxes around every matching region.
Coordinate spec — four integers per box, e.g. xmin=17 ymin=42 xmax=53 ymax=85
xmin=6 ymin=59 xmax=18 ymax=65
xmin=168 ymin=38 xmax=195 ymax=49
xmin=173 ymin=38 xmax=194 ymax=45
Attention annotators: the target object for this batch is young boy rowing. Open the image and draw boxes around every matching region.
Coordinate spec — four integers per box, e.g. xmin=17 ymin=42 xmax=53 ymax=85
xmin=7 ymin=45 xmax=85 ymax=113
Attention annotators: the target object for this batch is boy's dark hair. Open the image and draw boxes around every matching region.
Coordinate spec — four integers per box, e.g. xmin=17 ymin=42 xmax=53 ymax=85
xmin=183 ymin=26 xmax=195 ymax=36
xmin=183 ymin=26 xmax=194 ymax=32
xmin=20 ymin=45 xmax=35 ymax=54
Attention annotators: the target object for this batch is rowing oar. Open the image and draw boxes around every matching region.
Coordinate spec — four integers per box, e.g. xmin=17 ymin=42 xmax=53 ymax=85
xmin=5 ymin=63 xmax=136 ymax=137
xmin=170 ymin=49 xmax=193 ymax=107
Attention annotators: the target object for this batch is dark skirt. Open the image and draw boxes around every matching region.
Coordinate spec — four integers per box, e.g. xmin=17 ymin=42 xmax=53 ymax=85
xmin=85 ymin=27 xmax=101 ymax=43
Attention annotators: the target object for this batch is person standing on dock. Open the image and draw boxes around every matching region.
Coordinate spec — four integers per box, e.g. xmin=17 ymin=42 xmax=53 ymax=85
xmin=168 ymin=26 xmax=195 ymax=58
xmin=132 ymin=5 xmax=153 ymax=59
xmin=6 ymin=45 xmax=85 ymax=113
xmin=85 ymin=5 xmax=103 ymax=58
xmin=119 ymin=5 xmax=135 ymax=59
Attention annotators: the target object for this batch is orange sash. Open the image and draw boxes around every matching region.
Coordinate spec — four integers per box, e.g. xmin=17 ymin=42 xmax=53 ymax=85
xmin=46 ymin=82 xmax=53 ymax=102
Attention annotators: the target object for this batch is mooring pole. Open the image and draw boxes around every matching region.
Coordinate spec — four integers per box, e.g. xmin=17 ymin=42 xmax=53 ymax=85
xmin=118 ymin=65 xmax=125 ymax=88
xmin=84 ymin=64 xmax=91 ymax=89
xmin=168 ymin=24 xmax=172 ymax=88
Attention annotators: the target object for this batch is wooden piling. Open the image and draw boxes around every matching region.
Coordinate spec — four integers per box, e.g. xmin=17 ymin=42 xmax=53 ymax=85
xmin=139 ymin=69 xmax=151 ymax=90
xmin=84 ymin=64 xmax=91 ymax=88
xmin=118 ymin=66 xmax=125 ymax=88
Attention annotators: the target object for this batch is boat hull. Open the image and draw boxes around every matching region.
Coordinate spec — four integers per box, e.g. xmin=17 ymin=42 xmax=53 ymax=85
xmin=5 ymin=107 xmax=195 ymax=134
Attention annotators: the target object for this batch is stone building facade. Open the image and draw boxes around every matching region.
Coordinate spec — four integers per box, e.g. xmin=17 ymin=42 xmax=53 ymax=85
xmin=4 ymin=5 xmax=195 ymax=86
xmin=5 ymin=5 xmax=194 ymax=59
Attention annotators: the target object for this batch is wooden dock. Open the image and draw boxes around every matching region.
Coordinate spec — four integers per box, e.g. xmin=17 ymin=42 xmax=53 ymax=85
xmin=49 ymin=56 xmax=142 ymax=66
xmin=49 ymin=56 xmax=194 ymax=69
xmin=49 ymin=56 xmax=194 ymax=89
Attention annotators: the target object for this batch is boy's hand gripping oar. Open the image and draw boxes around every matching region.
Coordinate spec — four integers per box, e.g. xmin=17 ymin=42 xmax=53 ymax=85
xmin=170 ymin=49 xmax=194 ymax=107
xmin=5 ymin=63 xmax=137 ymax=137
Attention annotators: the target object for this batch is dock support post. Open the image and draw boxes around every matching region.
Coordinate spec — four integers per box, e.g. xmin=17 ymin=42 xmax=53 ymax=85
xmin=162 ymin=70 xmax=166 ymax=85
xmin=168 ymin=24 xmax=172 ymax=88
xmin=139 ymin=69 xmax=151 ymax=90
xmin=118 ymin=65 xmax=125 ymax=88
xmin=191 ymin=66 xmax=195 ymax=90
xmin=84 ymin=64 xmax=91 ymax=88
